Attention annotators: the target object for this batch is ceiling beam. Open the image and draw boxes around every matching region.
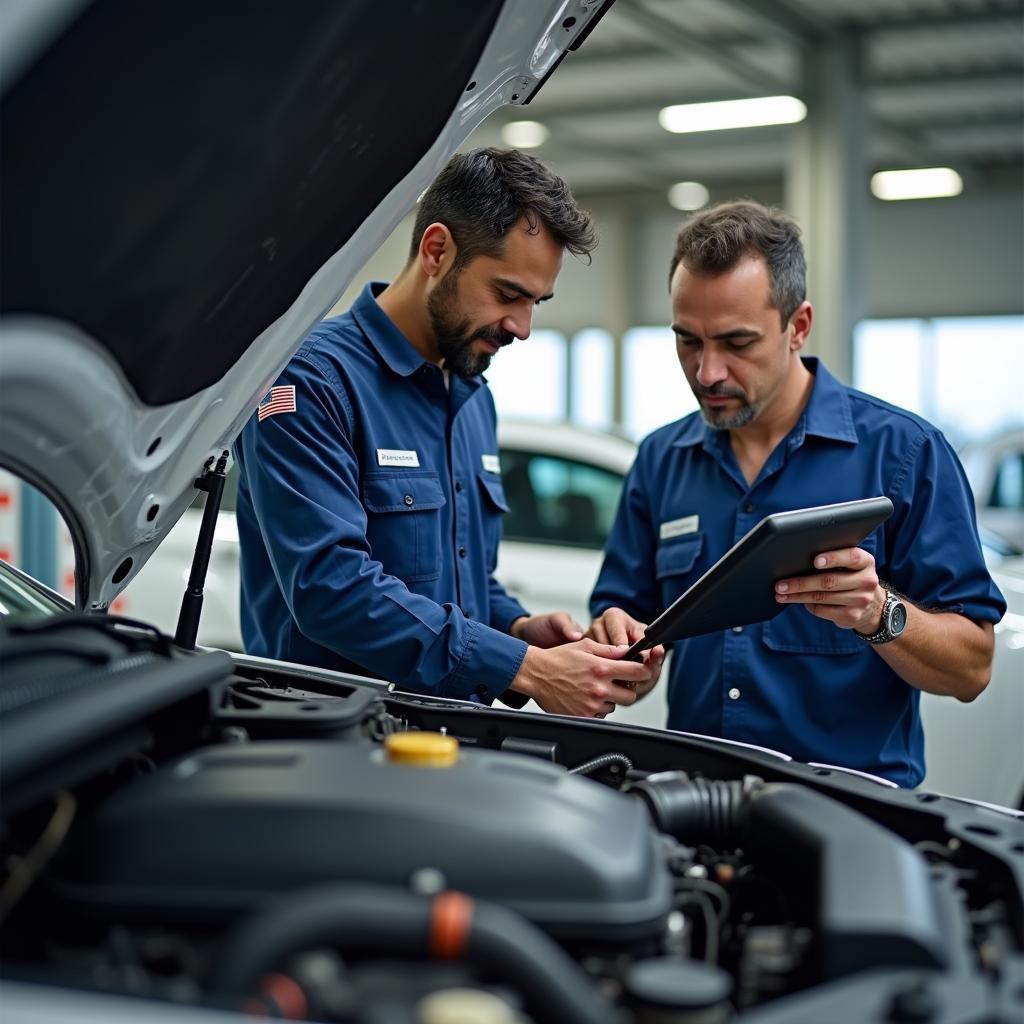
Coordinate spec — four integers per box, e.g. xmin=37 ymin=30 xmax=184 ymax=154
xmin=889 ymin=112 xmax=1024 ymax=133
xmin=567 ymin=38 xmax=756 ymax=66
xmin=615 ymin=0 xmax=791 ymax=95
xmin=871 ymin=63 xmax=1024 ymax=87
xmin=565 ymin=46 xmax=1023 ymax=90
xmin=545 ymin=1 xmax=1023 ymax=191
xmin=856 ymin=4 xmax=1024 ymax=33
xmin=718 ymin=0 xmax=834 ymax=44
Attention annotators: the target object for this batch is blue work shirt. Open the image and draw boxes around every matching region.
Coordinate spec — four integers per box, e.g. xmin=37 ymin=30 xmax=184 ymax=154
xmin=591 ymin=359 xmax=1006 ymax=786
xmin=233 ymin=282 xmax=529 ymax=701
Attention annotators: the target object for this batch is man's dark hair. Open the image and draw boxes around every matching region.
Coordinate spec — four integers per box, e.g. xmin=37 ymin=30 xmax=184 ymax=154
xmin=669 ymin=200 xmax=806 ymax=327
xmin=410 ymin=147 xmax=597 ymax=268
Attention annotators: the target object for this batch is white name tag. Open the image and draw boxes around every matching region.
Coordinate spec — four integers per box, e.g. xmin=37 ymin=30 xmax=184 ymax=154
xmin=481 ymin=453 xmax=501 ymax=474
xmin=377 ymin=448 xmax=420 ymax=468
xmin=660 ymin=514 xmax=699 ymax=540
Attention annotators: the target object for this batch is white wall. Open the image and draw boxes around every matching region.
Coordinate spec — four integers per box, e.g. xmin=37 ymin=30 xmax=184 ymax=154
xmin=865 ymin=191 xmax=1024 ymax=319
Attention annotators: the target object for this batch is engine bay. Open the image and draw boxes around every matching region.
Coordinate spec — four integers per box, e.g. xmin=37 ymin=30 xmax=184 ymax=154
xmin=1 ymin=617 xmax=1022 ymax=1024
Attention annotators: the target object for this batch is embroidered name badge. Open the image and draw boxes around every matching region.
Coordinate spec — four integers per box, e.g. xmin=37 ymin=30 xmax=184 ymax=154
xmin=377 ymin=448 xmax=420 ymax=468
xmin=257 ymin=385 xmax=296 ymax=422
xmin=660 ymin=514 xmax=699 ymax=540
xmin=481 ymin=454 xmax=501 ymax=474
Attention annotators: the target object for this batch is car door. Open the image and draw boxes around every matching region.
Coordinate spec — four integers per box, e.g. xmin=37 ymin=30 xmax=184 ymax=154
xmin=494 ymin=445 xmax=669 ymax=728
xmin=495 ymin=447 xmax=623 ymax=628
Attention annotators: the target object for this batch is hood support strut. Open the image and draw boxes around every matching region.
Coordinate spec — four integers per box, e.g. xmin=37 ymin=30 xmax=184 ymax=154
xmin=174 ymin=452 xmax=230 ymax=650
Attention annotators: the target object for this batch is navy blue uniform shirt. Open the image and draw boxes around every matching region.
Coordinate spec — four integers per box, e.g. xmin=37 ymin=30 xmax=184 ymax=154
xmin=234 ymin=282 xmax=529 ymax=701
xmin=591 ymin=359 xmax=1006 ymax=786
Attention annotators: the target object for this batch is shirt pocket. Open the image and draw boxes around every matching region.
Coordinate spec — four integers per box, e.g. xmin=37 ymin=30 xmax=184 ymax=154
xmin=362 ymin=471 xmax=447 ymax=583
xmin=762 ymin=532 xmax=880 ymax=656
xmin=477 ymin=471 xmax=509 ymax=572
xmin=655 ymin=533 xmax=705 ymax=608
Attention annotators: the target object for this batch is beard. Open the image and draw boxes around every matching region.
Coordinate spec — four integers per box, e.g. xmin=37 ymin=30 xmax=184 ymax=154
xmin=693 ymin=382 xmax=759 ymax=430
xmin=427 ymin=270 xmax=514 ymax=379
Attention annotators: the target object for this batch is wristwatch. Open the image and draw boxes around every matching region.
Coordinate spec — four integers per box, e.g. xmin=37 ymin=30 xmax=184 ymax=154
xmin=856 ymin=585 xmax=908 ymax=645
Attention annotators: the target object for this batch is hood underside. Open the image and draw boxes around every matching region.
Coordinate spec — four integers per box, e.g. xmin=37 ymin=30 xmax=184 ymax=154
xmin=0 ymin=0 xmax=613 ymax=609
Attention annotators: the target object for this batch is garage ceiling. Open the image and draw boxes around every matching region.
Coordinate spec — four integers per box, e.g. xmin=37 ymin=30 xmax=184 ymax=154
xmin=468 ymin=0 xmax=1024 ymax=198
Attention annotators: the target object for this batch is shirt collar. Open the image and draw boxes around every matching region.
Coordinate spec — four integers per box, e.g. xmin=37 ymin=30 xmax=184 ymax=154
xmin=672 ymin=356 xmax=857 ymax=451
xmin=351 ymin=281 xmax=429 ymax=378
xmin=799 ymin=357 xmax=858 ymax=444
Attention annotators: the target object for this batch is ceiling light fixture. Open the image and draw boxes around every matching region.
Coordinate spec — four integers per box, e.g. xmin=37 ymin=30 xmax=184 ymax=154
xmin=658 ymin=96 xmax=807 ymax=134
xmin=870 ymin=167 xmax=963 ymax=201
xmin=667 ymin=181 xmax=710 ymax=211
xmin=501 ymin=120 xmax=549 ymax=148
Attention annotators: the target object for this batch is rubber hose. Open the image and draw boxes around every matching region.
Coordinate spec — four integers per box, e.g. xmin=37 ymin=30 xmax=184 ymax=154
xmin=207 ymin=884 xmax=620 ymax=1024
xmin=629 ymin=772 xmax=746 ymax=846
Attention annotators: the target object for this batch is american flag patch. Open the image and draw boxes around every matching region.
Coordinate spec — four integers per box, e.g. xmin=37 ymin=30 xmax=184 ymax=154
xmin=258 ymin=385 xmax=296 ymax=422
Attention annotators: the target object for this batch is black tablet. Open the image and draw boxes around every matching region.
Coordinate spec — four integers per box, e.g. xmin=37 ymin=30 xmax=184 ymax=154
xmin=624 ymin=496 xmax=894 ymax=659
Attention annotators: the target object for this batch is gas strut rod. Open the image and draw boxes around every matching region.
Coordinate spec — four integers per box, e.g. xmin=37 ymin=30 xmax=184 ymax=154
xmin=175 ymin=450 xmax=230 ymax=650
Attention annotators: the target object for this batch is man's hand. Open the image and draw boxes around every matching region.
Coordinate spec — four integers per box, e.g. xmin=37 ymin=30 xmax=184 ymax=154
xmin=507 ymin=638 xmax=657 ymax=718
xmin=510 ymin=612 xmax=584 ymax=648
xmin=587 ymin=607 xmax=666 ymax=702
xmin=774 ymin=546 xmax=885 ymax=633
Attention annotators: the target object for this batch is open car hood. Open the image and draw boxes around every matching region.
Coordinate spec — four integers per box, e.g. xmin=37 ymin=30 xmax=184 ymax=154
xmin=0 ymin=0 xmax=613 ymax=610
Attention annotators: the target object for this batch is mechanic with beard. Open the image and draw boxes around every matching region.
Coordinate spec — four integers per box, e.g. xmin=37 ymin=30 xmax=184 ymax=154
xmin=588 ymin=201 xmax=1005 ymax=785
xmin=234 ymin=148 xmax=657 ymax=716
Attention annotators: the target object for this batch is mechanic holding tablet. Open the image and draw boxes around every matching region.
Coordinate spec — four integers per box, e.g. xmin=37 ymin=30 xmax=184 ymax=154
xmin=234 ymin=148 xmax=658 ymax=718
xmin=588 ymin=201 xmax=1006 ymax=785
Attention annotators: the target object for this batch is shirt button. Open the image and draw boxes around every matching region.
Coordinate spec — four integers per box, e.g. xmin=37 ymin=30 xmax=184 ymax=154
xmin=728 ymin=687 xmax=741 ymax=700
xmin=744 ymin=503 xmax=754 ymax=513
xmin=455 ymin=480 xmax=463 ymax=493
xmin=403 ymin=494 xmax=414 ymax=506
xmin=458 ymin=546 xmax=467 ymax=558
xmin=732 ymin=626 xmax=743 ymax=633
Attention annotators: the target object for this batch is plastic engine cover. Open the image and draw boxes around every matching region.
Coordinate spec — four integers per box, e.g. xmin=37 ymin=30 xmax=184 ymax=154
xmin=60 ymin=740 xmax=673 ymax=941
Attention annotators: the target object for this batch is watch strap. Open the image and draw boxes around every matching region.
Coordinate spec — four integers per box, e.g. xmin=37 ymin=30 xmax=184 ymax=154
xmin=856 ymin=587 xmax=903 ymax=644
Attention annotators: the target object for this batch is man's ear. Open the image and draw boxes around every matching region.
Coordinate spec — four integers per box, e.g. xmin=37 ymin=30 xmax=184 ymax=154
xmin=788 ymin=300 xmax=813 ymax=351
xmin=418 ymin=222 xmax=457 ymax=279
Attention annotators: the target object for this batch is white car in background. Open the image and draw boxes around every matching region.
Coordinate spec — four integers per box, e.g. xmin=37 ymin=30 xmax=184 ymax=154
xmin=959 ymin=429 xmax=1024 ymax=550
xmin=125 ymin=419 xmax=1024 ymax=807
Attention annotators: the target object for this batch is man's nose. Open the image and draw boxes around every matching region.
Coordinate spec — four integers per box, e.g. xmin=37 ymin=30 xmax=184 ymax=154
xmin=696 ymin=345 xmax=728 ymax=387
xmin=502 ymin=307 xmax=533 ymax=341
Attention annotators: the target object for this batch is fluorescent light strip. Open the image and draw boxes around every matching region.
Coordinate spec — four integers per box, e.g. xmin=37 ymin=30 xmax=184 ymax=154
xmin=659 ymin=96 xmax=807 ymax=134
xmin=871 ymin=167 xmax=963 ymax=201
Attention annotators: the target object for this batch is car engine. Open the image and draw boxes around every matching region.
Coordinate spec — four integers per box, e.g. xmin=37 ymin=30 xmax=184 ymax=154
xmin=1 ymin=617 xmax=1022 ymax=1024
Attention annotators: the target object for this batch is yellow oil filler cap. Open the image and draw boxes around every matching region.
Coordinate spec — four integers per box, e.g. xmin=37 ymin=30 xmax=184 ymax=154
xmin=385 ymin=731 xmax=460 ymax=767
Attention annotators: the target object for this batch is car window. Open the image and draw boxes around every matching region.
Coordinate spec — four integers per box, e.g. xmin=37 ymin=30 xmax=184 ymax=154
xmin=0 ymin=560 xmax=65 ymax=620
xmin=988 ymin=450 xmax=1023 ymax=510
xmin=500 ymin=449 xmax=624 ymax=551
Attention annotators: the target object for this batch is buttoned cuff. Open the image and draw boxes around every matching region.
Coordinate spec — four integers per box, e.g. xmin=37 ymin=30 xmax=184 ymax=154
xmin=444 ymin=619 xmax=528 ymax=704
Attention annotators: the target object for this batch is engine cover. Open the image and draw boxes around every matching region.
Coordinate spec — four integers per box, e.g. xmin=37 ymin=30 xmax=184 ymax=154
xmin=60 ymin=740 xmax=673 ymax=941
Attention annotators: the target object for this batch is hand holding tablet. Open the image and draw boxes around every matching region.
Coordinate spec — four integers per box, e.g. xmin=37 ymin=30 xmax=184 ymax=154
xmin=623 ymin=496 xmax=894 ymax=660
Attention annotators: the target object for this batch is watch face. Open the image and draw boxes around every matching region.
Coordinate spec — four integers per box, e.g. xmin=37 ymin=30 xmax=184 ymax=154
xmin=889 ymin=601 xmax=908 ymax=636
